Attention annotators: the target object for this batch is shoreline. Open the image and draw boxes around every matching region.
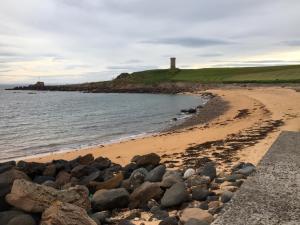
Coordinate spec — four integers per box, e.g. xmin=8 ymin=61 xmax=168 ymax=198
xmin=22 ymin=87 xmax=300 ymax=172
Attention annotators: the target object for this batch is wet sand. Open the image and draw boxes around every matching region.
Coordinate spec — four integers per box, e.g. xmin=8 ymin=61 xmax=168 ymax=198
xmin=26 ymin=87 xmax=300 ymax=173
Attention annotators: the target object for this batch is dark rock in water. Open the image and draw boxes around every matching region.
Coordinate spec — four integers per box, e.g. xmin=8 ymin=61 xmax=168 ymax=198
xmin=117 ymin=220 xmax=135 ymax=225
xmin=33 ymin=175 xmax=55 ymax=184
xmin=129 ymin=182 xmax=163 ymax=209
xmin=92 ymin=157 xmax=111 ymax=170
xmin=7 ymin=214 xmax=37 ymax=225
xmin=129 ymin=168 xmax=148 ymax=189
xmin=161 ymin=170 xmax=183 ymax=188
xmin=6 ymin=179 xmax=91 ymax=212
xmin=186 ymin=175 xmax=210 ymax=188
xmin=131 ymin=153 xmax=160 ymax=167
xmin=145 ymin=165 xmax=166 ymax=182
xmin=92 ymin=188 xmax=130 ymax=211
xmin=0 ymin=161 xmax=16 ymax=174
xmin=159 ymin=217 xmax=179 ymax=225
xmin=150 ymin=206 xmax=169 ymax=220
xmin=181 ymin=108 xmax=197 ymax=114
xmin=191 ymin=186 xmax=210 ymax=201
xmin=161 ymin=182 xmax=188 ymax=208
xmin=43 ymin=164 xmax=57 ymax=177
xmin=185 ymin=218 xmax=209 ymax=225
xmin=55 ymin=170 xmax=71 ymax=187
xmin=122 ymin=163 xmax=138 ymax=179
xmin=172 ymin=118 xmax=178 ymax=121
xmin=41 ymin=201 xmax=96 ymax=225
xmin=221 ymin=191 xmax=234 ymax=203
xmin=91 ymin=211 xmax=111 ymax=224
xmin=77 ymin=154 xmax=94 ymax=165
xmin=0 ymin=169 xmax=30 ymax=211
xmin=199 ymin=162 xmax=216 ymax=180
xmin=17 ymin=161 xmax=46 ymax=177
xmin=0 ymin=210 xmax=25 ymax=224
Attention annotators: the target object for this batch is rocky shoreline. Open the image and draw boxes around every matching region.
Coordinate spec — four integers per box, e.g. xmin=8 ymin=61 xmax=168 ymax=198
xmin=0 ymin=152 xmax=256 ymax=225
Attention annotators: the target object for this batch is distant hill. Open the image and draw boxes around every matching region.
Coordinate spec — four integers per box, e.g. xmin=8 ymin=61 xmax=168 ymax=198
xmin=9 ymin=65 xmax=300 ymax=93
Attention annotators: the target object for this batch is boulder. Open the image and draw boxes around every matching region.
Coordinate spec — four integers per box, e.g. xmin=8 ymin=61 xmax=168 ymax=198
xmin=33 ymin=175 xmax=55 ymax=184
xmin=129 ymin=182 xmax=163 ymax=209
xmin=91 ymin=211 xmax=110 ymax=224
xmin=236 ymin=165 xmax=256 ymax=176
xmin=159 ymin=217 xmax=179 ymax=225
xmin=78 ymin=154 xmax=94 ymax=165
xmin=199 ymin=162 xmax=216 ymax=180
xmin=0 ymin=210 xmax=25 ymax=224
xmin=43 ymin=164 xmax=57 ymax=177
xmin=6 ymin=179 xmax=90 ymax=213
xmin=92 ymin=188 xmax=129 ymax=211
xmin=7 ymin=214 xmax=36 ymax=225
xmin=0 ymin=161 xmax=15 ymax=174
xmin=131 ymin=153 xmax=160 ymax=167
xmin=40 ymin=201 xmax=97 ymax=225
xmin=122 ymin=163 xmax=138 ymax=179
xmin=92 ymin=157 xmax=111 ymax=170
xmin=71 ymin=165 xmax=96 ymax=178
xmin=185 ymin=218 xmax=209 ymax=225
xmin=161 ymin=182 xmax=188 ymax=208
xmin=17 ymin=161 xmax=46 ymax=177
xmin=220 ymin=190 xmax=234 ymax=203
xmin=191 ymin=186 xmax=210 ymax=201
xmin=145 ymin=165 xmax=166 ymax=182
xmin=55 ymin=170 xmax=71 ymax=186
xmin=80 ymin=171 xmax=103 ymax=186
xmin=161 ymin=170 xmax=183 ymax=188
xmin=186 ymin=175 xmax=210 ymax=188
xmin=129 ymin=168 xmax=148 ymax=189
xmin=150 ymin=206 xmax=169 ymax=220
xmin=89 ymin=172 xmax=123 ymax=192
xmin=183 ymin=168 xmax=196 ymax=179
xmin=180 ymin=208 xmax=213 ymax=224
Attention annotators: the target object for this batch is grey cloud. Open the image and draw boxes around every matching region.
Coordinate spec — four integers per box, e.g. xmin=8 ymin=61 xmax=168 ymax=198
xmin=143 ymin=37 xmax=232 ymax=48
xmin=284 ymin=40 xmax=300 ymax=46
xmin=198 ymin=53 xmax=223 ymax=57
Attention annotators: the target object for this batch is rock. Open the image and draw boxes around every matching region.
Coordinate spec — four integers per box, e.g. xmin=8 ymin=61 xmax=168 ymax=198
xmin=0 ymin=210 xmax=25 ymax=224
xmin=80 ymin=171 xmax=103 ymax=186
xmin=55 ymin=170 xmax=71 ymax=186
xmin=43 ymin=180 xmax=58 ymax=189
xmin=90 ymin=172 xmax=123 ymax=192
xmin=53 ymin=160 xmax=71 ymax=172
xmin=236 ymin=166 xmax=256 ymax=176
xmin=185 ymin=218 xmax=210 ymax=225
xmin=17 ymin=161 xmax=46 ymax=177
xmin=6 ymin=179 xmax=90 ymax=212
xmin=186 ymin=175 xmax=210 ymax=188
xmin=71 ymin=165 xmax=96 ymax=178
xmin=208 ymin=201 xmax=222 ymax=215
xmin=78 ymin=154 xmax=94 ymax=165
xmin=0 ymin=161 xmax=15 ymax=174
xmin=221 ymin=191 xmax=234 ymax=203
xmin=161 ymin=170 xmax=183 ymax=188
xmin=131 ymin=153 xmax=160 ymax=167
xmin=161 ymin=182 xmax=188 ymax=208
xmin=221 ymin=185 xmax=238 ymax=192
xmin=191 ymin=186 xmax=210 ymax=201
xmin=129 ymin=168 xmax=148 ymax=189
xmin=7 ymin=214 xmax=36 ymax=225
xmin=41 ymin=201 xmax=97 ymax=225
xmin=0 ymin=169 xmax=30 ymax=211
xmin=159 ymin=217 xmax=179 ymax=225
xmin=199 ymin=162 xmax=216 ymax=180
xmin=117 ymin=220 xmax=135 ymax=225
xmin=122 ymin=163 xmax=138 ymax=179
xmin=145 ymin=165 xmax=166 ymax=182
xmin=129 ymin=182 xmax=163 ymax=209
xmin=180 ymin=208 xmax=213 ymax=224
xmin=43 ymin=164 xmax=57 ymax=177
xmin=207 ymin=195 xmax=219 ymax=202
xmin=91 ymin=211 xmax=110 ymax=224
xmin=181 ymin=108 xmax=196 ymax=114
xmin=150 ymin=206 xmax=169 ymax=220
xmin=224 ymin=174 xmax=245 ymax=182
xmin=92 ymin=188 xmax=129 ymax=211
xmin=199 ymin=201 xmax=209 ymax=210
xmin=183 ymin=168 xmax=196 ymax=179
xmin=92 ymin=157 xmax=111 ymax=170
xmin=90 ymin=215 xmax=101 ymax=225
xmin=33 ymin=175 xmax=55 ymax=184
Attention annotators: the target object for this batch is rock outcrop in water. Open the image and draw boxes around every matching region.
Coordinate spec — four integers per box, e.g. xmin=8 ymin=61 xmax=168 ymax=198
xmin=0 ymin=153 xmax=256 ymax=225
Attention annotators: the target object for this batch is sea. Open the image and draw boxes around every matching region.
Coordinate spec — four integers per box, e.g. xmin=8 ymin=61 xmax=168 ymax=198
xmin=0 ymin=85 xmax=209 ymax=162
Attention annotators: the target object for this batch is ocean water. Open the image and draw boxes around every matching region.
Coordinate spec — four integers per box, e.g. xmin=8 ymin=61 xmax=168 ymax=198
xmin=0 ymin=87 xmax=208 ymax=162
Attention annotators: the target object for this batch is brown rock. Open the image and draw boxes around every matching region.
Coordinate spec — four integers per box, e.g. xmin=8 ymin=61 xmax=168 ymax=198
xmin=43 ymin=164 xmax=56 ymax=177
xmin=0 ymin=169 xmax=30 ymax=185
xmin=89 ymin=172 xmax=123 ymax=192
xmin=131 ymin=153 xmax=160 ymax=167
xmin=78 ymin=154 xmax=94 ymax=165
xmin=180 ymin=208 xmax=214 ymax=224
xmin=55 ymin=171 xmax=71 ymax=186
xmin=41 ymin=201 xmax=97 ymax=225
xmin=6 ymin=179 xmax=91 ymax=213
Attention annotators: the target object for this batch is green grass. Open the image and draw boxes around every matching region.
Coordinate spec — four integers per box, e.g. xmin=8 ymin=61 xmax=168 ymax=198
xmin=115 ymin=65 xmax=300 ymax=84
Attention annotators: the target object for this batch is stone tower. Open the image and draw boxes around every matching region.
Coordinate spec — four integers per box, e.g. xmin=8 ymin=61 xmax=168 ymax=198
xmin=170 ymin=57 xmax=176 ymax=70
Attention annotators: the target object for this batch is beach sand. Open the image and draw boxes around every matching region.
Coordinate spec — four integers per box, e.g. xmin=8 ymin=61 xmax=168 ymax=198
xmin=27 ymin=87 xmax=300 ymax=173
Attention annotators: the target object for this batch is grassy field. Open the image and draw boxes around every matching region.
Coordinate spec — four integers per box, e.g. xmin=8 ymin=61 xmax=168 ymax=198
xmin=116 ymin=65 xmax=300 ymax=84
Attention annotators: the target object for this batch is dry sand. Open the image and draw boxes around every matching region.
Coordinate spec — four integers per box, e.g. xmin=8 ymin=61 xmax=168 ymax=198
xmin=27 ymin=87 xmax=300 ymax=172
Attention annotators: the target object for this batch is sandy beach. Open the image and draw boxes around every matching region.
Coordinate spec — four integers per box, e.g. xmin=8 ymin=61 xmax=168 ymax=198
xmin=26 ymin=87 xmax=300 ymax=172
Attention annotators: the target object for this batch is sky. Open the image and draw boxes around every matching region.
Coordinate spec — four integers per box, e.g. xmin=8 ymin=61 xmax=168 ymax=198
xmin=0 ymin=0 xmax=300 ymax=84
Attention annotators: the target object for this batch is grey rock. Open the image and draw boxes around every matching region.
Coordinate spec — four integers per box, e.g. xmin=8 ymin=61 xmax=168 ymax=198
xmin=145 ymin=165 xmax=166 ymax=182
xmin=7 ymin=214 xmax=36 ymax=225
xmin=191 ymin=186 xmax=210 ymax=201
xmin=161 ymin=170 xmax=183 ymax=188
xmin=236 ymin=166 xmax=256 ymax=176
xmin=92 ymin=188 xmax=129 ymax=211
xmin=221 ymin=191 xmax=234 ymax=203
xmin=129 ymin=168 xmax=148 ymax=189
xmin=186 ymin=175 xmax=210 ymax=188
xmin=33 ymin=175 xmax=55 ymax=184
xmin=161 ymin=182 xmax=188 ymax=208
xmin=91 ymin=211 xmax=110 ymax=224
xmin=158 ymin=217 xmax=179 ymax=225
xmin=150 ymin=206 xmax=169 ymax=220
xmin=0 ymin=210 xmax=25 ymax=225
xmin=183 ymin=168 xmax=196 ymax=179
xmin=200 ymin=162 xmax=216 ymax=180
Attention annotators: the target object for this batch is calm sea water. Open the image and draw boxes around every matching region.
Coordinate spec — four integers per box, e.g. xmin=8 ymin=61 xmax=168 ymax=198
xmin=0 ymin=87 xmax=207 ymax=162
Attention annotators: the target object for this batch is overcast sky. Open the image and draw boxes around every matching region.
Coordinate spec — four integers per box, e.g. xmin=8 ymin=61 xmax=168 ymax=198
xmin=1 ymin=0 xmax=300 ymax=84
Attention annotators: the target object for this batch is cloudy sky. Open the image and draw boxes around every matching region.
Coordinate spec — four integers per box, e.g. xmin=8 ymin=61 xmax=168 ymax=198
xmin=0 ymin=0 xmax=300 ymax=84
